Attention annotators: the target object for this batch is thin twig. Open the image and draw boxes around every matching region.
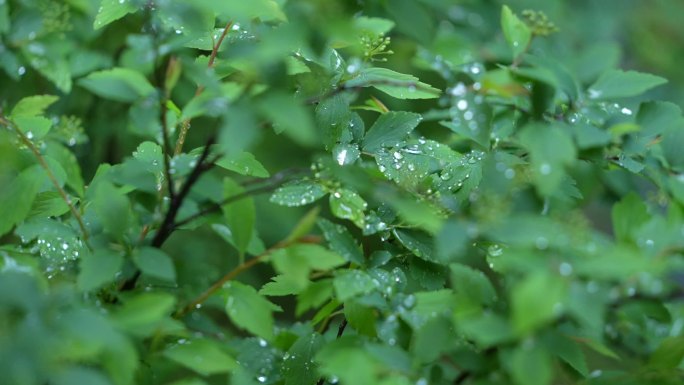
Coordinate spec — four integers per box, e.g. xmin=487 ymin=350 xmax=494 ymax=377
xmin=0 ymin=116 xmax=90 ymax=242
xmin=174 ymin=234 xmax=321 ymax=318
xmin=174 ymin=21 xmax=232 ymax=155
xmin=173 ymin=168 xmax=306 ymax=229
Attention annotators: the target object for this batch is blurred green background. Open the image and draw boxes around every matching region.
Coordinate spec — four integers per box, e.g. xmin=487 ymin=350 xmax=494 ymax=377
xmin=1 ymin=0 xmax=683 ymax=296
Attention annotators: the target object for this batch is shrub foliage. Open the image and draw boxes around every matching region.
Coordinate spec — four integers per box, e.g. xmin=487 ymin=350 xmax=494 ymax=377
xmin=1 ymin=1 xmax=684 ymax=385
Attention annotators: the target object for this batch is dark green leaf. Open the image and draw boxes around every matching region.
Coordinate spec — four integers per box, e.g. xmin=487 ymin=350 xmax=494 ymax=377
xmin=133 ymin=247 xmax=176 ymax=282
xmin=79 ymin=68 xmax=155 ymax=102
xmin=77 ymin=249 xmax=124 ymax=292
xmin=222 ymin=178 xmax=255 ymax=257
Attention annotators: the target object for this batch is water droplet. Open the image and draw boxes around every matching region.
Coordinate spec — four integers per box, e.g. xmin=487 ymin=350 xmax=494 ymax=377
xmin=539 ymin=163 xmax=552 ymax=175
xmin=504 ymin=168 xmax=515 ymax=179
xmin=535 ymin=237 xmax=549 ymax=250
xmin=258 ymin=338 xmax=267 ymax=347
xmin=393 ymin=151 xmax=403 ymax=160
xmin=18 ymin=66 xmax=26 ymax=76
xmin=336 ymin=148 xmax=348 ymax=165
xmin=620 ymin=107 xmax=633 ymax=115
xmin=559 ymin=262 xmax=573 ymax=276
xmin=26 ymin=131 xmax=34 ymax=139
xmin=457 ymin=99 xmax=468 ymax=110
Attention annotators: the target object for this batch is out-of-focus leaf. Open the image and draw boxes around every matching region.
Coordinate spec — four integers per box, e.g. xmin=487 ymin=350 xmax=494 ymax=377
xmin=587 ymin=70 xmax=667 ymax=99
xmin=223 ymin=281 xmax=281 ymax=340
xmin=77 ymin=249 xmax=124 ymax=292
xmin=79 ymin=68 xmax=155 ymax=102
xmin=132 ymin=247 xmax=176 ymax=282
xmin=501 ymin=5 xmax=531 ymax=59
xmin=222 ymin=178 xmax=255 ymax=257
xmin=163 ymin=339 xmax=237 ymax=376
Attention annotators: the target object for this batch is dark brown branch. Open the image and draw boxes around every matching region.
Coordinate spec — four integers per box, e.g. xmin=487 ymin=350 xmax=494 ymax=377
xmin=120 ymin=136 xmax=216 ymax=291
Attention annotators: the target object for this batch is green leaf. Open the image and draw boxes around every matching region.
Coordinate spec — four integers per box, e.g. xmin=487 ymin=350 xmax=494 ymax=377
xmin=544 ymin=333 xmax=588 ymax=376
xmin=270 ymin=180 xmax=326 ymax=207
xmin=271 ymin=244 xmax=346 ymax=290
xmin=375 ymin=138 xmax=460 ymax=189
xmin=297 ymin=279 xmax=334 ymax=316
xmin=222 ymin=178 xmax=255 ymax=257
xmin=344 ymin=301 xmax=377 ymax=337
xmin=394 ymin=229 xmax=436 ymax=263
xmin=284 ymin=206 xmax=321 ymax=243
xmin=0 ymin=168 xmax=41 ymax=236
xmin=77 ymin=249 xmax=124 ymax=292
xmin=215 ymin=152 xmax=270 ymax=178
xmin=587 ymin=70 xmax=667 ymax=100
xmin=329 ymin=188 xmax=367 ymax=228
xmin=316 ymin=340 xmax=378 ymax=385
xmin=28 ymin=192 xmax=71 ymax=218
xmin=260 ymin=275 xmax=305 ymax=297
xmin=79 ymin=68 xmax=155 ymax=102
xmin=501 ymin=5 xmax=531 ymax=59
xmin=412 ymin=316 xmax=456 ymax=363
xmin=282 ymin=333 xmax=325 ymax=385
xmin=457 ymin=313 xmax=514 ymax=348
xmin=197 ymin=0 xmax=286 ymax=22
xmin=510 ymin=344 xmax=553 ymax=385
xmin=257 ymin=92 xmax=316 ymax=146
xmin=163 ymin=339 xmax=237 ymax=376
xmin=661 ymin=125 xmax=684 ymax=172
xmin=363 ymin=111 xmax=423 ymax=153
xmin=511 ymin=273 xmax=566 ymax=335
xmin=519 ymin=122 xmax=576 ymax=196
xmin=611 ymin=193 xmax=650 ymax=243
xmin=10 ymin=95 xmax=58 ymax=117
xmin=571 ymin=123 xmax=612 ymax=149
xmin=346 ymin=68 xmax=441 ymax=99
xmin=111 ymin=292 xmax=176 ymax=331
xmin=224 ymin=281 xmax=281 ymax=340
xmin=317 ymin=218 xmax=365 ymax=265
xmin=648 ymin=336 xmax=684 ymax=369
xmin=133 ymin=247 xmax=176 ymax=282
xmin=450 ymin=263 xmax=496 ymax=315
xmin=132 ymin=141 xmax=163 ymax=175
xmin=93 ymin=0 xmax=138 ymax=29
xmin=333 ymin=270 xmax=376 ymax=301
xmin=14 ymin=116 xmax=52 ymax=140
xmin=93 ymin=181 xmax=130 ymax=239
xmin=315 ymin=93 xmax=351 ymax=150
